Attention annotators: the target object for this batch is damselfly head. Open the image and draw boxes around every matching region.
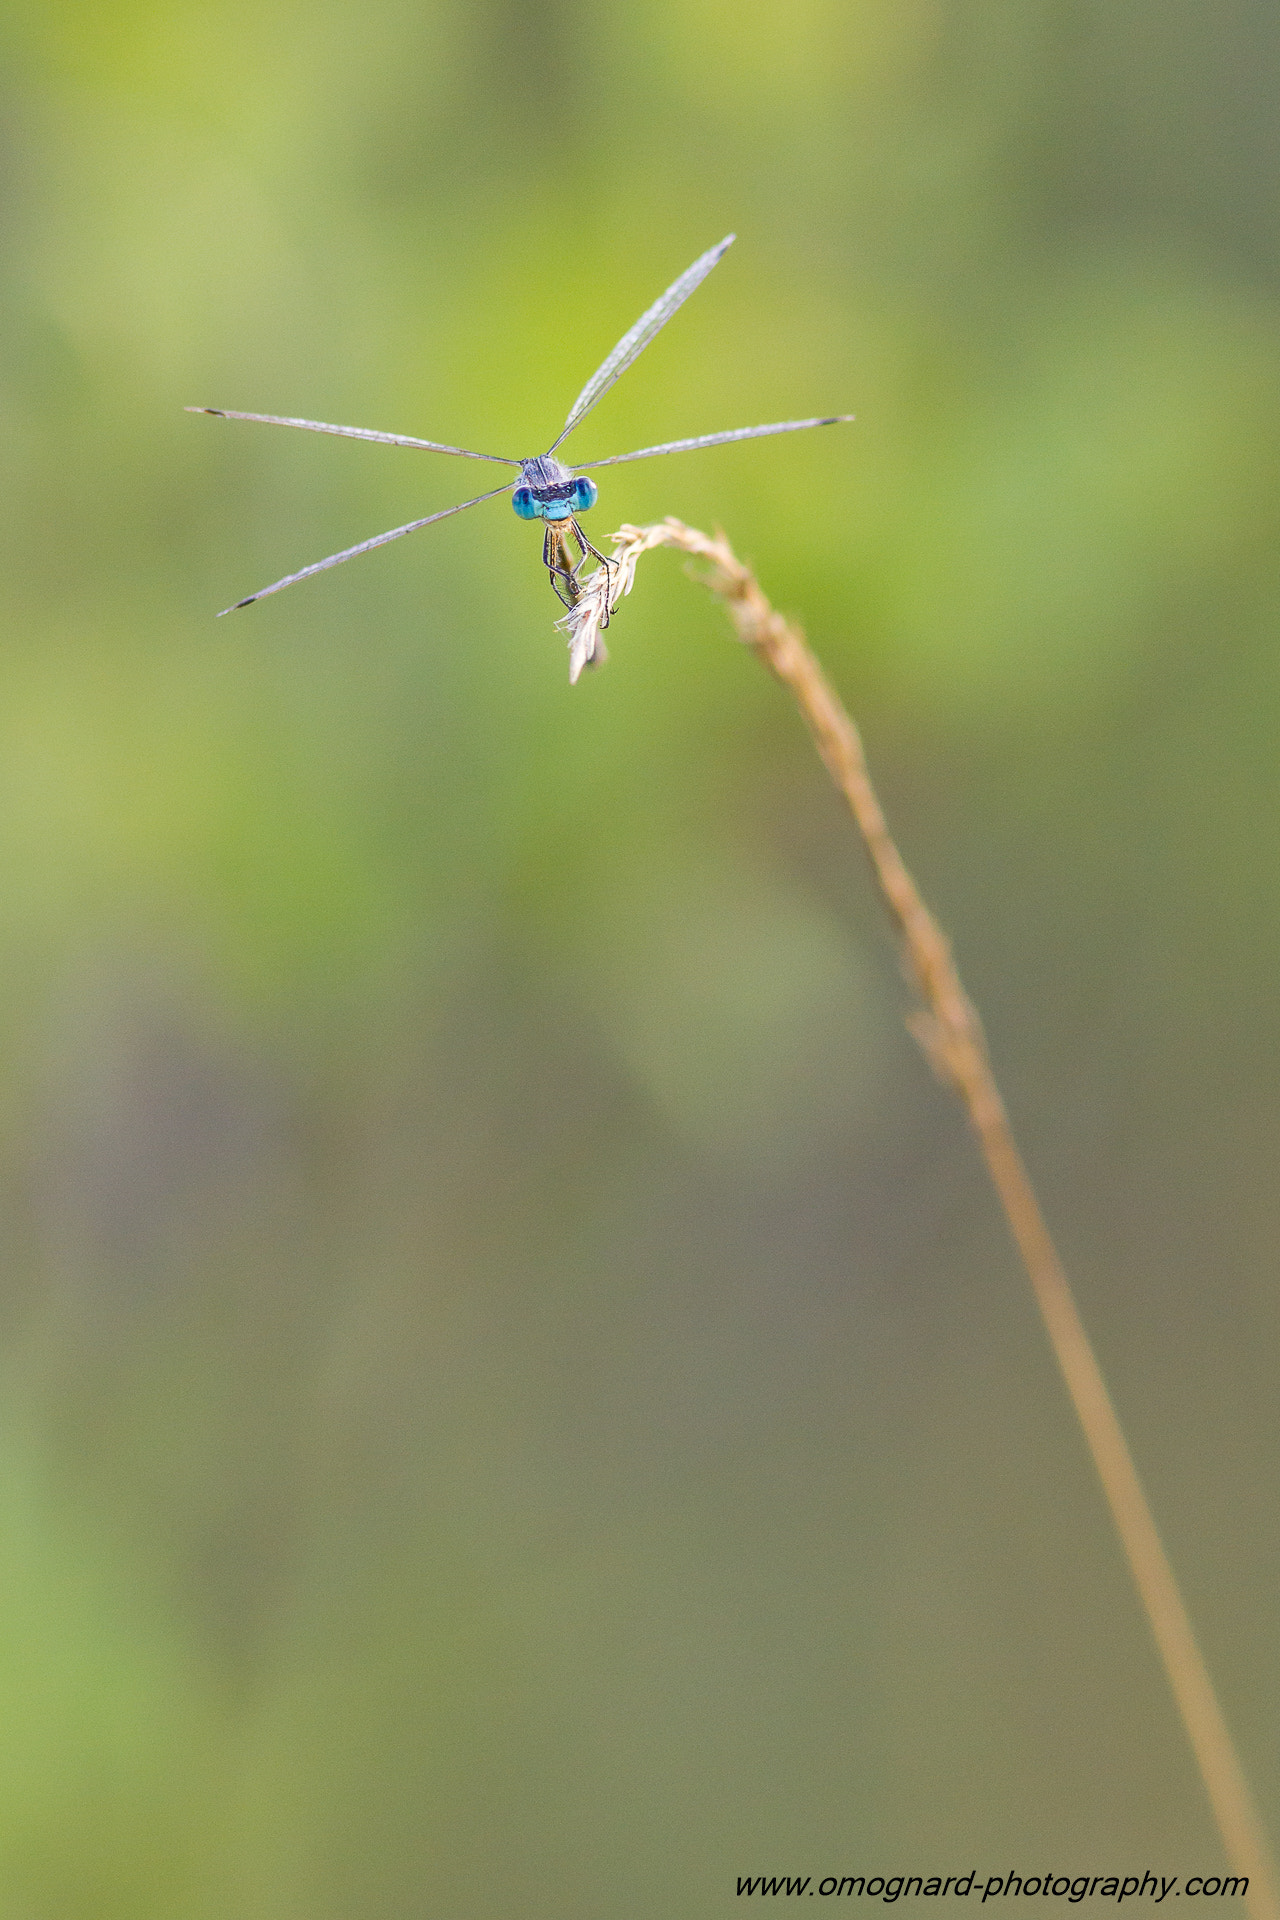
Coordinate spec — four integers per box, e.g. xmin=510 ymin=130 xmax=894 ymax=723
xmin=512 ymin=456 xmax=597 ymax=522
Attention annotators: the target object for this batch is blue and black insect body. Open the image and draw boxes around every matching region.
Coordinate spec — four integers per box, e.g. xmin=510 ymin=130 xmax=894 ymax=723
xmin=512 ymin=457 xmax=606 ymax=610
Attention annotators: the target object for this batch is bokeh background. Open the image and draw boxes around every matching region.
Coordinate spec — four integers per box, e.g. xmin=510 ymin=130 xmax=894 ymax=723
xmin=0 ymin=1 xmax=1278 ymax=1913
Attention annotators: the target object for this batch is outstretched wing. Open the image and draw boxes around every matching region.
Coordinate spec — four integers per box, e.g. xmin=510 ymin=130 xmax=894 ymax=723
xmin=216 ymin=482 xmax=515 ymax=613
xmin=551 ymin=235 xmax=736 ymax=453
xmin=586 ymin=415 xmax=854 ymax=468
xmin=189 ymin=408 xmax=520 ymax=467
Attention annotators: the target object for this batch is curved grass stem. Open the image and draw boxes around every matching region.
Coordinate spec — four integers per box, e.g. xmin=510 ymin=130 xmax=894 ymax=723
xmin=565 ymin=517 xmax=1279 ymax=1919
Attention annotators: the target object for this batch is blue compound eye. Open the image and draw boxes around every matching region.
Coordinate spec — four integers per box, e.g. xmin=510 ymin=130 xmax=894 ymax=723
xmin=512 ymin=486 xmax=538 ymax=520
xmin=569 ymin=475 xmax=598 ymax=513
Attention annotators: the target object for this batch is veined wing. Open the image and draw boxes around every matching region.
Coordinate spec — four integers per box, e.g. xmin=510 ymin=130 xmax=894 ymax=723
xmin=189 ymin=408 xmax=520 ymax=466
xmin=586 ymin=415 xmax=854 ymax=467
xmin=551 ymin=235 xmax=736 ymax=452
xmin=217 ymin=481 xmax=514 ymax=613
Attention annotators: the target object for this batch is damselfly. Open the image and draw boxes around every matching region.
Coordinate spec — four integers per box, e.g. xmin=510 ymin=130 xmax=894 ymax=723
xmin=191 ymin=235 xmax=852 ymax=640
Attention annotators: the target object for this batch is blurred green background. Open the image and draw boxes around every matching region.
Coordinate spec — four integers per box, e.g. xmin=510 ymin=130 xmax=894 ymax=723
xmin=0 ymin=0 xmax=1278 ymax=1913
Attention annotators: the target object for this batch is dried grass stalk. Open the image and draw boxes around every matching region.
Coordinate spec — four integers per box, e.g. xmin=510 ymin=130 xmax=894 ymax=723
xmin=561 ymin=518 xmax=1279 ymax=1919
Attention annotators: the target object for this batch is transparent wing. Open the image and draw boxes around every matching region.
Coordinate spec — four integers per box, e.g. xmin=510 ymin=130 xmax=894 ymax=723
xmin=216 ymin=482 xmax=514 ymax=613
xmin=587 ymin=415 xmax=854 ymax=467
xmin=189 ymin=408 xmax=520 ymax=467
xmin=551 ymin=234 xmax=736 ymax=452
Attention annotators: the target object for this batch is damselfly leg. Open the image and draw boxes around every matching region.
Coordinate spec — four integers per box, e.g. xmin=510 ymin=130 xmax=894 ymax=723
xmin=543 ymin=518 xmax=618 ymax=622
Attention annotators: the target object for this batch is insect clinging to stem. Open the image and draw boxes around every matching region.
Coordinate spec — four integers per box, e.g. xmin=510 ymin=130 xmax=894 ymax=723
xmin=190 ymin=235 xmax=853 ymax=663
